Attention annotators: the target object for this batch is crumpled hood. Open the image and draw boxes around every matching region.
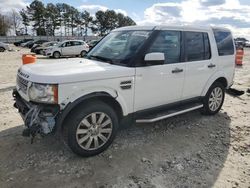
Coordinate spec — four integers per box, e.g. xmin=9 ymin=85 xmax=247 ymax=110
xmin=19 ymin=58 xmax=135 ymax=84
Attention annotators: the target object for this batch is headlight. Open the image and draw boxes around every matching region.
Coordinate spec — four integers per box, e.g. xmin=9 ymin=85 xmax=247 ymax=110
xmin=28 ymin=83 xmax=58 ymax=104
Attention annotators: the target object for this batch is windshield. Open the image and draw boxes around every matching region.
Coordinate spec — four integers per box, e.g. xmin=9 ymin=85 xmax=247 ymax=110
xmin=85 ymin=30 xmax=152 ymax=65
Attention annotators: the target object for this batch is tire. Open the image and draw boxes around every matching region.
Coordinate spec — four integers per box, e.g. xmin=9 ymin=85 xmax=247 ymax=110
xmin=64 ymin=101 xmax=119 ymax=157
xmin=53 ymin=51 xmax=61 ymax=59
xmin=0 ymin=47 xmax=5 ymax=52
xmin=202 ymin=82 xmax=225 ymax=115
xmin=80 ymin=50 xmax=87 ymax=57
xmin=39 ymin=49 xmax=43 ymax=55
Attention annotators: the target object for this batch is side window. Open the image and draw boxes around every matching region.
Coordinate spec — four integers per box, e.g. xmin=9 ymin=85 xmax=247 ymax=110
xmin=213 ymin=29 xmax=234 ymax=56
xmin=185 ymin=32 xmax=211 ymax=61
xmin=73 ymin=41 xmax=81 ymax=46
xmin=65 ymin=42 xmax=72 ymax=47
xmin=147 ymin=31 xmax=181 ymax=64
xmin=185 ymin=32 xmax=204 ymax=61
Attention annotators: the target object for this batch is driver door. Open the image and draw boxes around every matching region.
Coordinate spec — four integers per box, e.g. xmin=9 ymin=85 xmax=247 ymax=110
xmin=134 ymin=30 xmax=185 ymax=111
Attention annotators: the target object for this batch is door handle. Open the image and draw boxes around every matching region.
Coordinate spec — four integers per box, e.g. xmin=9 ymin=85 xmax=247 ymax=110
xmin=208 ymin=63 xmax=216 ymax=68
xmin=172 ymin=68 xmax=183 ymax=73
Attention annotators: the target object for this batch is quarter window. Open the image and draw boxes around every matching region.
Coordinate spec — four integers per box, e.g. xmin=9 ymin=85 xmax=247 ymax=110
xmin=147 ymin=31 xmax=181 ymax=64
xmin=213 ymin=29 xmax=234 ymax=56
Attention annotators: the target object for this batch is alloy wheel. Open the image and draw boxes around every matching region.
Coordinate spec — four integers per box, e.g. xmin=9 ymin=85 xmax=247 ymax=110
xmin=76 ymin=112 xmax=113 ymax=151
xmin=208 ymin=87 xmax=223 ymax=111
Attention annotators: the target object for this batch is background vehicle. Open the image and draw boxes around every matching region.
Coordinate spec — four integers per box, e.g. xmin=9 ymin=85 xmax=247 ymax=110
xmin=0 ymin=42 xmax=11 ymax=52
xmin=245 ymin=41 xmax=250 ymax=47
xmin=87 ymin=40 xmax=99 ymax=49
xmin=45 ymin=40 xmax=89 ymax=58
xmin=14 ymin=39 xmax=33 ymax=46
xmin=21 ymin=41 xmax=34 ymax=48
xmin=13 ymin=25 xmax=235 ymax=157
xmin=26 ymin=40 xmax=49 ymax=49
xmin=31 ymin=41 xmax=58 ymax=54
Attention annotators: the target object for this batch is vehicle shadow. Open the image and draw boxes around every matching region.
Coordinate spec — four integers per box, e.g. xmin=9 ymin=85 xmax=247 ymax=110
xmin=0 ymin=110 xmax=231 ymax=188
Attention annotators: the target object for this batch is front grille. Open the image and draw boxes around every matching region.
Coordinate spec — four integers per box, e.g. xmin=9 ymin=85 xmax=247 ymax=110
xmin=17 ymin=75 xmax=28 ymax=94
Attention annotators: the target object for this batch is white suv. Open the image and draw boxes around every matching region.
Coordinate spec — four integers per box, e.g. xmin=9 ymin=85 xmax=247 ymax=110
xmin=13 ymin=26 xmax=235 ymax=157
xmin=45 ymin=40 xmax=89 ymax=58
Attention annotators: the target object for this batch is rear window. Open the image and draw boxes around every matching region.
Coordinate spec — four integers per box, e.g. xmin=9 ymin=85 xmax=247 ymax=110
xmin=213 ymin=29 xmax=234 ymax=56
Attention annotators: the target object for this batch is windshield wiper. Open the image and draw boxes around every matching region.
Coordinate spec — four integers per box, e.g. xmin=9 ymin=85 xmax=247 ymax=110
xmin=88 ymin=55 xmax=113 ymax=64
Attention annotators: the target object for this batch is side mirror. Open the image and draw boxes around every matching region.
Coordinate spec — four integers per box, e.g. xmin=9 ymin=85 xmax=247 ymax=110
xmin=144 ymin=52 xmax=165 ymax=65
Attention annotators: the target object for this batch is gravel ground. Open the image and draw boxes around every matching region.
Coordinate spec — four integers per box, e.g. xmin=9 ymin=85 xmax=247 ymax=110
xmin=0 ymin=46 xmax=249 ymax=188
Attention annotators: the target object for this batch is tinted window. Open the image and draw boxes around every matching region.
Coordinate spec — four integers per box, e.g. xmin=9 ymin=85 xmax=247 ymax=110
xmin=147 ymin=31 xmax=181 ymax=64
xmin=185 ymin=32 xmax=203 ymax=61
xmin=213 ymin=29 xmax=234 ymax=56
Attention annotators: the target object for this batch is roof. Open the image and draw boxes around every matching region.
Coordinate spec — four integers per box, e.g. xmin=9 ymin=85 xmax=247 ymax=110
xmin=113 ymin=25 xmax=231 ymax=33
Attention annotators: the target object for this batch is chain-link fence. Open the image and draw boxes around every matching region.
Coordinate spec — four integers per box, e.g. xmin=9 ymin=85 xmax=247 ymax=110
xmin=0 ymin=35 xmax=99 ymax=43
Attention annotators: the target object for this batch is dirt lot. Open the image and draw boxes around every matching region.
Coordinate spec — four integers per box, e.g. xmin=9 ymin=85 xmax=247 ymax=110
xmin=0 ymin=46 xmax=249 ymax=188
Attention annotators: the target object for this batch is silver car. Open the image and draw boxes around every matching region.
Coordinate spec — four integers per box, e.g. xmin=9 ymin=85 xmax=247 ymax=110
xmin=0 ymin=42 xmax=11 ymax=52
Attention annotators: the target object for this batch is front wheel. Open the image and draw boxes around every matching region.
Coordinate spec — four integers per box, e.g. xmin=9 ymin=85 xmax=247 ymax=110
xmin=64 ymin=101 xmax=119 ymax=157
xmin=202 ymin=82 xmax=225 ymax=115
xmin=53 ymin=51 xmax=60 ymax=59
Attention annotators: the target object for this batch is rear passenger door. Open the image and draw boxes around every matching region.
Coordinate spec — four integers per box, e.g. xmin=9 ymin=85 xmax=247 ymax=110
xmin=181 ymin=31 xmax=216 ymax=100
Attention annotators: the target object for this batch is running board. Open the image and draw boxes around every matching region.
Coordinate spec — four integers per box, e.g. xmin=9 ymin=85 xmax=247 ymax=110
xmin=136 ymin=104 xmax=203 ymax=123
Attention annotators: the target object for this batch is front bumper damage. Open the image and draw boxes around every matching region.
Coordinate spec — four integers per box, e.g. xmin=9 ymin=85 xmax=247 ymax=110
xmin=13 ymin=89 xmax=60 ymax=141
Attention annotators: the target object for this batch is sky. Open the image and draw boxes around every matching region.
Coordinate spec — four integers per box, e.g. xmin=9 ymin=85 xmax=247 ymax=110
xmin=0 ymin=0 xmax=250 ymax=39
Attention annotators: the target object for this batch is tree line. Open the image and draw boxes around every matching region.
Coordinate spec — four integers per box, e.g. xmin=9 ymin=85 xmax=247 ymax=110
xmin=0 ymin=0 xmax=136 ymax=37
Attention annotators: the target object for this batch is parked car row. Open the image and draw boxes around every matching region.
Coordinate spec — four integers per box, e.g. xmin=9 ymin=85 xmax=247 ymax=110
xmin=0 ymin=38 xmax=99 ymax=56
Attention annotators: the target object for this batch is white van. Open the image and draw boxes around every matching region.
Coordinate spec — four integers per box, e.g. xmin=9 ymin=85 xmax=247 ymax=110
xmin=14 ymin=25 xmax=235 ymax=157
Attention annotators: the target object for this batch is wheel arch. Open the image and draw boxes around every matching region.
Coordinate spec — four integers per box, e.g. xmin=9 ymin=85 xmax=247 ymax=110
xmin=56 ymin=92 xmax=124 ymax=131
xmin=201 ymin=73 xmax=228 ymax=96
xmin=0 ymin=47 xmax=6 ymax=51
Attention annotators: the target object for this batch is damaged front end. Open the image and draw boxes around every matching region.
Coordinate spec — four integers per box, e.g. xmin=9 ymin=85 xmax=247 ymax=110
xmin=13 ymin=89 xmax=60 ymax=142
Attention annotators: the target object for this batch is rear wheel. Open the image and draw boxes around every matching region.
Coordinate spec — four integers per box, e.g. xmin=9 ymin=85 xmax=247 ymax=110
xmin=202 ymin=82 xmax=225 ymax=115
xmin=64 ymin=101 xmax=119 ymax=157
xmin=0 ymin=47 xmax=5 ymax=52
xmin=80 ymin=50 xmax=87 ymax=57
xmin=53 ymin=51 xmax=60 ymax=59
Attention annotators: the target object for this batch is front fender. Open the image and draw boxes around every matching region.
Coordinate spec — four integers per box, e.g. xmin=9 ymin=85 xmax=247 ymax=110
xmin=58 ymin=85 xmax=130 ymax=121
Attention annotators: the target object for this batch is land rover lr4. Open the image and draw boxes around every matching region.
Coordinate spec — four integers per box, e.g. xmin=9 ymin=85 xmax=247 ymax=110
xmin=13 ymin=26 xmax=235 ymax=157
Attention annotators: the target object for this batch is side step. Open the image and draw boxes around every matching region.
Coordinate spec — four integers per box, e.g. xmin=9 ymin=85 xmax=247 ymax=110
xmin=136 ymin=103 xmax=203 ymax=123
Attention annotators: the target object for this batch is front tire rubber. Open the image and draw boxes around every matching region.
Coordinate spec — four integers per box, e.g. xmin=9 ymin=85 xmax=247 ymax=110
xmin=202 ymin=82 xmax=225 ymax=115
xmin=53 ymin=51 xmax=60 ymax=59
xmin=0 ymin=47 xmax=5 ymax=52
xmin=64 ymin=101 xmax=119 ymax=157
